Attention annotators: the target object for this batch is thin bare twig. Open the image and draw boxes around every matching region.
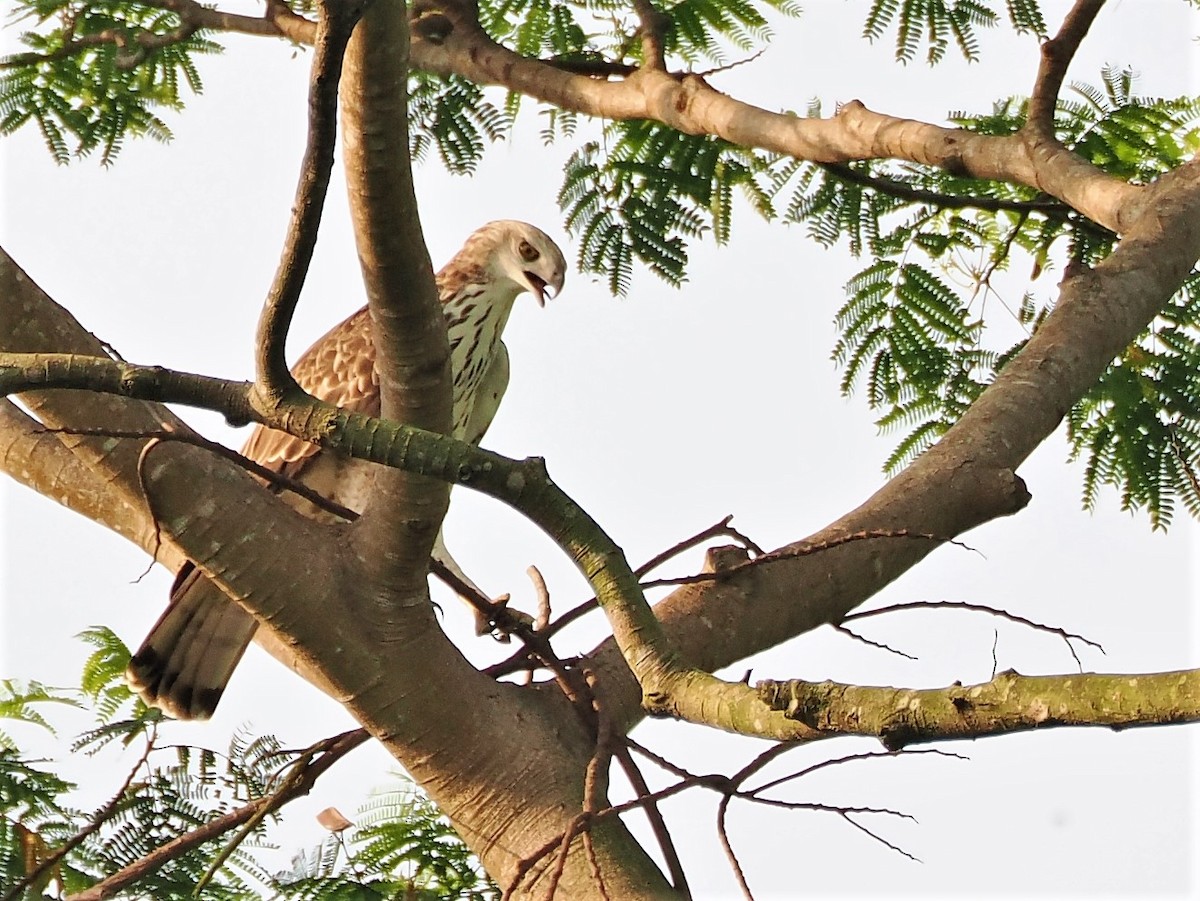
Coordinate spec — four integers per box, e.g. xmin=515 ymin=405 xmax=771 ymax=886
xmin=820 ymin=162 xmax=1066 ymax=215
xmin=640 ymin=529 xmax=975 ymax=590
xmin=843 ymin=599 xmax=1104 ymax=670
xmin=41 ymin=427 xmax=358 ymax=519
xmin=833 ymin=623 xmax=919 ymax=661
xmin=839 ymin=811 xmax=921 ymax=863
xmin=715 ymin=794 xmax=754 ymax=901
xmin=486 ymin=516 xmax=763 ymax=678
xmin=747 ymin=749 xmax=965 ymax=798
xmin=613 ymin=745 xmax=691 ymax=898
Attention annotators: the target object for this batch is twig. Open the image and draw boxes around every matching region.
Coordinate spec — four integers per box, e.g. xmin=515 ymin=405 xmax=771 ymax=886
xmin=1167 ymin=424 xmax=1200 ymax=503
xmin=839 ymin=811 xmax=921 ymax=863
xmin=640 ymin=529 xmax=974 ymax=590
xmin=833 ymin=623 xmax=918 ymax=661
xmin=819 ymin=162 xmax=1066 ymax=215
xmin=486 ymin=516 xmax=763 ymax=678
xmin=529 ymin=565 xmax=552 ymax=632
xmin=715 ymin=794 xmax=754 ymax=901
xmin=747 ymin=749 xmax=965 ymax=798
xmin=696 ymin=47 xmax=767 ymax=79
xmin=522 ymin=566 xmax=553 ymax=685
xmin=68 ymin=729 xmax=368 ymax=901
xmin=42 ymin=426 xmax=358 ymax=519
xmin=613 ymin=745 xmax=691 ymax=898
xmin=843 ymin=599 xmax=1104 ymax=670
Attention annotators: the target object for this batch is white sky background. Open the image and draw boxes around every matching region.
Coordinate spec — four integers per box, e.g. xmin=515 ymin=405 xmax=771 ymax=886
xmin=1 ymin=1 xmax=1198 ymax=897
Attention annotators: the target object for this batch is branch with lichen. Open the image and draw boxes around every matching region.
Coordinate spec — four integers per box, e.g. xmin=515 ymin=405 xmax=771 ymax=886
xmin=758 ymin=669 xmax=1200 ymax=751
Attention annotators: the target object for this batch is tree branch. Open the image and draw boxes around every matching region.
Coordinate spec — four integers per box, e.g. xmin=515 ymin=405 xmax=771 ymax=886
xmin=758 ymin=668 xmax=1200 ymax=751
xmin=1027 ymin=0 xmax=1107 ymax=134
xmin=818 ymin=162 xmax=1068 ymax=215
xmin=0 ymin=249 xmax=194 ymax=554
xmin=254 ymin=0 xmax=366 ymax=404
xmin=7 ymin=0 xmax=1141 ymax=232
xmin=410 ymin=0 xmax=1138 ymax=233
xmin=338 ymin=0 xmax=452 ymax=596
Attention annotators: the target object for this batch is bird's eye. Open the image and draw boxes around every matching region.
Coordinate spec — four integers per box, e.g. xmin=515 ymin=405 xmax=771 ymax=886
xmin=518 ymin=240 xmax=540 ymax=263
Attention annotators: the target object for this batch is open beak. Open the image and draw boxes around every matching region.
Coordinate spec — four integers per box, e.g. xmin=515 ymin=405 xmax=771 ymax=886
xmin=525 ymin=271 xmax=563 ymax=307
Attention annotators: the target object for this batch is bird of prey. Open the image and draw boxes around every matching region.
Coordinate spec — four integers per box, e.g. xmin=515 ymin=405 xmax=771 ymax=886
xmin=127 ymin=220 xmax=567 ymax=720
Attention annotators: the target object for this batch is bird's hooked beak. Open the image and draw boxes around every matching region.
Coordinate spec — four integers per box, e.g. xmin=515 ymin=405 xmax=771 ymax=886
xmin=524 ymin=268 xmax=565 ymax=307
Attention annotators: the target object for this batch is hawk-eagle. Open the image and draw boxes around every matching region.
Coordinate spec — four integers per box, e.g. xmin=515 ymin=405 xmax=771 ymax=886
xmin=127 ymin=220 xmax=567 ymax=719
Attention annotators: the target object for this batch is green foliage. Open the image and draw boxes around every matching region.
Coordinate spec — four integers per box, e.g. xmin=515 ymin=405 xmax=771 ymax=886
xmin=778 ymin=68 xmax=1200 ymax=525
xmin=1 ymin=0 xmax=219 ymax=164
xmin=1 ymin=633 xmax=496 ymax=899
xmin=1068 ymin=273 xmax=1200 ymax=528
xmin=408 ymin=73 xmax=512 ymax=175
xmin=273 ymin=785 xmax=498 ymax=900
xmin=0 ymin=680 xmax=80 ymax=748
xmin=862 ymin=0 xmax=1046 ymax=63
xmin=479 ymin=0 xmax=800 ymax=70
xmin=559 ymin=120 xmax=775 ymax=292
xmin=654 ymin=0 xmax=802 ymax=66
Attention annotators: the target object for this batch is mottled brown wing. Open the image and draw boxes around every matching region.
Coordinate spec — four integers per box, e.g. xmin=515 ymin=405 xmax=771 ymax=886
xmin=240 ymin=307 xmax=380 ymax=477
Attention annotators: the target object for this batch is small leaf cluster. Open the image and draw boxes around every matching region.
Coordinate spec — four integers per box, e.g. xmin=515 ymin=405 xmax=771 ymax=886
xmin=478 ymin=0 xmax=800 ymax=71
xmin=272 ymin=785 xmax=498 ymax=900
xmin=1 ymin=0 xmax=219 ymax=164
xmin=559 ymin=120 xmax=775 ymax=293
xmin=408 ymin=72 xmax=511 ymax=175
xmin=862 ymin=0 xmax=1047 ymax=64
xmin=1068 ymin=273 xmax=1200 ymax=528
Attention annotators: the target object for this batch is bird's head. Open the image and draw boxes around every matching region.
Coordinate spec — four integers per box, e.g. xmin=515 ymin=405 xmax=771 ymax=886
xmin=479 ymin=220 xmax=567 ymax=307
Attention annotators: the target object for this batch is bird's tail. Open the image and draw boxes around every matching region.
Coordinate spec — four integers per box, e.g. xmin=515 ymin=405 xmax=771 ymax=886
xmin=126 ymin=563 xmax=257 ymax=720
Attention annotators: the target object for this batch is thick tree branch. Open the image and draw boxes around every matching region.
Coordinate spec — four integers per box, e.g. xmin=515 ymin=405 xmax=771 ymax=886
xmin=1027 ymin=0 xmax=1106 ymax=134
xmin=0 ymin=250 xmax=196 ymax=553
xmin=410 ymin=1 xmax=1138 ymax=234
xmin=30 ymin=0 xmax=1141 ymax=233
xmin=255 ymin=0 xmax=365 ymax=404
xmin=758 ymin=668 xmax=1200 ymax=750
xmin=339 ymin=0 xmax=452 ymax=592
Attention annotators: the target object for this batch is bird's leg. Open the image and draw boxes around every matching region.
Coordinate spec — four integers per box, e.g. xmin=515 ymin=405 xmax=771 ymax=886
xmin=432 ymin=531 xmax=531 ymax=637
